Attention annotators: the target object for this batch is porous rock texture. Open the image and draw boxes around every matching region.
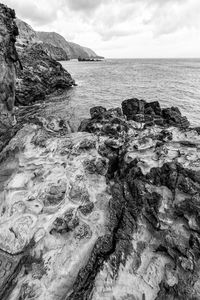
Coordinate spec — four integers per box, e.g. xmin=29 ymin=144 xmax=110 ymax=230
xmin=0 ymin=3 xmax=18 ymax=151
xmin=15 ymin=44 xmax=75 ymax=105
xmin=1 ymin=95 xmax=200 ymax=300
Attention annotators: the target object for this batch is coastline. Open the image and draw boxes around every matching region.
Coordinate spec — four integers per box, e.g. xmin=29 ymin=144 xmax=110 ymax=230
xmin=1 ymin=3 xmax=200 ymax=300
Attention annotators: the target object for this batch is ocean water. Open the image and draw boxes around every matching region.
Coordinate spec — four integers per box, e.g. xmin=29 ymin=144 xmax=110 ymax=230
xmin=61 ymin=59 xmax=200 ymax=127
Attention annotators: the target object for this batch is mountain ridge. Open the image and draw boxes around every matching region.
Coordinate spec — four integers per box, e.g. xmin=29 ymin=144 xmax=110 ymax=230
xmin=16 ymin=18 xmax=103 ymax=60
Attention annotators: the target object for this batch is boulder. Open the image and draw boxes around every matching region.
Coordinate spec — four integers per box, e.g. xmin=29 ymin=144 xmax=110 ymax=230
xmin=145 ymin=100 xmax=162 ymax=116
xmin=122 ymin=98 xmax=145 ymax=121
xmin=90 ymin=106 xmax=107 ymax=119
xmin=162 ymin=107 xmax=190 ymax=128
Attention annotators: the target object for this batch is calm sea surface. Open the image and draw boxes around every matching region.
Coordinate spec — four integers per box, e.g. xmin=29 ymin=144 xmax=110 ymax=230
xmin=42 ymin=59 xmax=200 ymax=128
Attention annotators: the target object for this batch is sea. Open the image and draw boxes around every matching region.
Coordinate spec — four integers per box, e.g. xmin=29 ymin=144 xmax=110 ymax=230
xmin=38 ymin=59 xmax=200 ymax=129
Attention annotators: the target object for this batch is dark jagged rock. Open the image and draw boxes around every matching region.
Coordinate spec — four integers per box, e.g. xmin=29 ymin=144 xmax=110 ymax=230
xmin=15 ymin=44 xmax=75 ymax=105
xmin=0 ymin=3 xmax=19 ymax=151
xmin=1 ymin=92 xmax=200 ymax=299
xmin=76 ymin=98 xmax=200 ymax=299
xmin=122 ymin=98 xmax=146 ymax=120
xmin=121 ymin=97 xmax=190 ymax=129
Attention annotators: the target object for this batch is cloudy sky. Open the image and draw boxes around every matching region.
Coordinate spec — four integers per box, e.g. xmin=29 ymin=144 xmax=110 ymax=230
xmin=2 ymin=0 xmax=200 ymax=58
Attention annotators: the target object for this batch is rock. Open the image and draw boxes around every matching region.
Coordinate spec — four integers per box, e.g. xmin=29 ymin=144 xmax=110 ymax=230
xmin=162 ymin=107 xmax=190 ymax=128
xmin=78 ymin=202 xmax=94 ymax=215
xmin=0 ymin=3 xmax=18 ymax=151
xmin=121 ymin=98 xmax=190 ymax=129
xmin=83 ymin=157 xmax=107 ymax=175
xmin=122 ymin=98 xmax=145 ymax=121
xmin=51 ymin=210 xmax=79 ymax=234
xmin=145 ymin=101 xmax=162 ymax=116
xmin=15 ymin=44 xmax=75 ymax=105
xmin=90 ymin=106 xmax=107 ymax=119
xmin=15 ymin=19 xmax=69 ymax=61
xmin=31 ymin=42 xmax=69 ymax=61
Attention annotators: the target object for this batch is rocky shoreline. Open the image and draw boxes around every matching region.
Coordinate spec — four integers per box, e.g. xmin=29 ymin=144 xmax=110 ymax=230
xmin=1 ymin=3 xmax=200 ymax=300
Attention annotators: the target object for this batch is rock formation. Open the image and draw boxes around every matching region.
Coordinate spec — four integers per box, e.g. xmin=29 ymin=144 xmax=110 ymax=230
xmin=0 ymin=3 xmax=18 ymax=151
xmin=33 ymin=42 xmax=69 ymax=61
xmin=15 ymin=18 xmax=38 ymax=46
xmin=16 ymin=18 xmax=103 ymax=61
xmin=37 ymin=31 xmax=103 ymax=59
xmin=16 ymin=19 xmax=69 ymax=61
xmin=15 ymin=44 xmax=75 ymax=105
xmin=1 ymin=89 xmax=200 ymax=299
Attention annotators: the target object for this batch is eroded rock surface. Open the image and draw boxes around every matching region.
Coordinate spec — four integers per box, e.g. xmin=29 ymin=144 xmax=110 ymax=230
xmin=1 ymin=96 xmax=200 ymax=300
xmin=78 ymin=100 xmax=200 ymax=300
xmin=0 ymin=121 xmax=111 ymax=299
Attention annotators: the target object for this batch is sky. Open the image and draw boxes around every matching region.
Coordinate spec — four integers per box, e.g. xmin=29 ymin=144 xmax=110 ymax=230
xmin=2 ymin=0 xmax=200 ymax=58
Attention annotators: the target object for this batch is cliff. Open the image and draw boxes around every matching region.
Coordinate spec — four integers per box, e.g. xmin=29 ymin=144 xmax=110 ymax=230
xmin=37 ymin=31 xmax=102 ymax=59
xmin=0 ymin=3 xmax=18 ymax=151
xmin=16 ymin=19 xmax=102 ymax=60
xmin=15 ymin=18 xmax=38 ymax=45
xmin=16 ymin=44 xmax=75 ymax=105
xmin=15 ymin=19 xmax=69 ymax=61
xmin=34 ymin=42 xmax=69 ymax=61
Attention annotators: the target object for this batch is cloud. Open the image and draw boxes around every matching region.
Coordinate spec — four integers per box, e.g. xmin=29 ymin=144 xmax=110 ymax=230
xmin=1 ymin=0 xmax=200 ymax=57
xmin=1 ymin=0 xmax=63 ymax=25
xmin=144 ymin=0 xmax=200 ymax=36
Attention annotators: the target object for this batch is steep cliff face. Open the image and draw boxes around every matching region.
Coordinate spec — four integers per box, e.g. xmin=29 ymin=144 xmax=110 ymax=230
xmin=15 ymin=18 xmax=38 ymax=46
xmin=16 ymin=19 xmax=69 ymax=61
xmin=34 ymin=42 xmax=69 ymax=61
xmin=16 ymin=44 xmax=75 ymax=105
xmin=37 ymin=31 xmax=72 ymax=56
xmin=0 ymin=3 xmax=18 ymax=150
xmin=37 ymin=31 xmax=102 ymax=59
xmin=15 ymin=19 xmax=103 ymax=60
xmin=68 ymin=42 xmax=99 ymax=59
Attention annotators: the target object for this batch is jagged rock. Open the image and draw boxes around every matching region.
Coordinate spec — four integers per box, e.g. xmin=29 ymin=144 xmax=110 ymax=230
xmin=122 ymin=98 xmax=145 ymax=121
xmin=33 ymin=42 xmax=69 ymax=61
xmin=15 ymin=44 xmax=75 ymax=105
xmin=121 ymin=98 xmax=190 ymax=129
xmin=16 ymin=18 xmax=69 ymax=61
xmin=162 ymin=107 xmax=190 ymax=128
xmin=1 ymin=96 xmax=200 ymax=299
xmin=0 ymin=3 xmax=18 ymax=151
xmin=145 ymin=100 xmax=162 ymax=116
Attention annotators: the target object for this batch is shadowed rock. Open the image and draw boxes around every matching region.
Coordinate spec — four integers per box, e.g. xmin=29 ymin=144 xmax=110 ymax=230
xmin=0 ymin=3 xmax=18 ymax=151
xmin=122 ymin=97 xmax=190 ymax=129
xmin=15 ymin=44 xmax=75 ymax=105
